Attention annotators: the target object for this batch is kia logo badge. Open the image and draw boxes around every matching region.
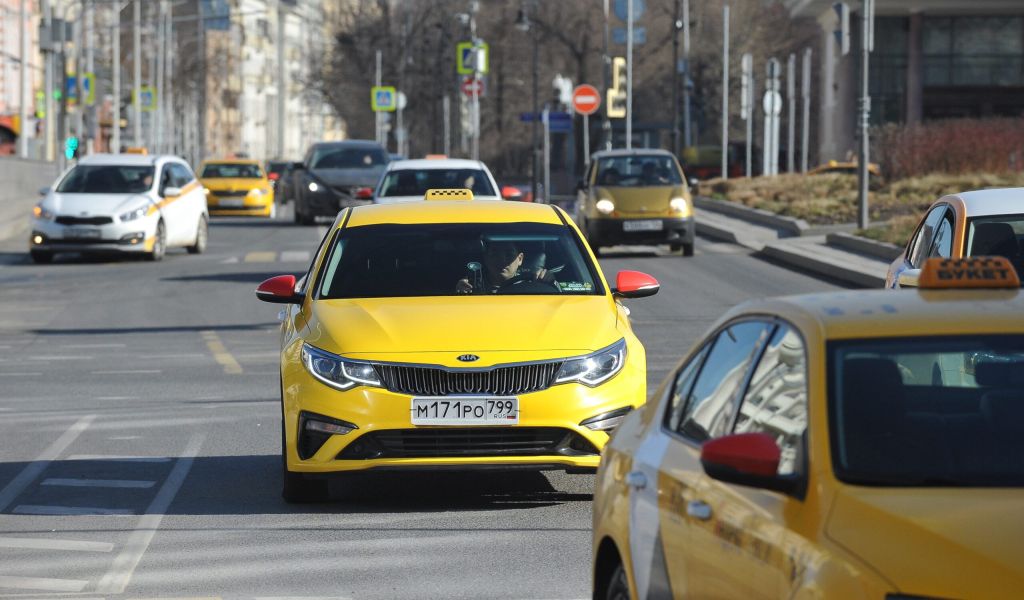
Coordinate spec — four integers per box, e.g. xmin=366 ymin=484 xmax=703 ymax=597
xmin=457 ymin=354 xmax=479 ymax=362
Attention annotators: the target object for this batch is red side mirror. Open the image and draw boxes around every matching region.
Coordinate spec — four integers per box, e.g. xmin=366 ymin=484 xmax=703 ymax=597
xmin=256 ymin=275 xmax=301 ymax=304
xmin=355 ymin=187 xmax=374 ymax=200
xmin=613 ymin=270 xmax=660 ymax=299
xmin=701 ymin=433 xmax=781 ymax=478
xmin=501 ymin=185 xmax=523 ymax=201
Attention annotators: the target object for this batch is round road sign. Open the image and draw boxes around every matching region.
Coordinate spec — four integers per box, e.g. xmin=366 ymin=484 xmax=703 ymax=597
xmin=461 ymin=76 xmax=485 ymax=98
xmin=572 ymin=84 xmax=601 ymax=116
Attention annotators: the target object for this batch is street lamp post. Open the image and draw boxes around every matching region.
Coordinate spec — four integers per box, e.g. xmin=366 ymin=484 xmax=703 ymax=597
xmin=516 ymin=1 xmax=539 ymax=204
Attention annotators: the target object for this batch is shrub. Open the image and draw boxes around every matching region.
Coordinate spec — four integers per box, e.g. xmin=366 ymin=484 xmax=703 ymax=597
xmin=874 ymin=119 xmax=1024 ymax=180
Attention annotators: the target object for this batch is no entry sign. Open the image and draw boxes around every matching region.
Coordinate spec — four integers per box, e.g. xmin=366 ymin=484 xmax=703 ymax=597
xmin=572 ymin=84 xmax=601 ymax=116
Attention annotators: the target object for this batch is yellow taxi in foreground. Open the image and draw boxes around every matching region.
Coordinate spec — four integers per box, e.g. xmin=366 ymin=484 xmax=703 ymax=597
xmin=198 ymin=159 xmax=275 ymax=217
xmin=887 ymin=188 xmax=1024 ymax=288
xmin=256 ymin=190 xmax=661 ymax=502
xmin=593 ymin=256 xmax=1024 ymax=599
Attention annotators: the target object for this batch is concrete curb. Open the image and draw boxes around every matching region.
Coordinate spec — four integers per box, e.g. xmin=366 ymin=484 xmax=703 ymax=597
xmin=761 ymin=241 xmax=887 ymax=288
xmin=826 ymin=232 xmax=903 ymax=262
xmin=695 ymin=196 xmax=808 ymax=236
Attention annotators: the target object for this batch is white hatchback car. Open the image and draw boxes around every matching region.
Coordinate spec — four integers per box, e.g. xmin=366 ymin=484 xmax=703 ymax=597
xmin=373 ymin=158 xmax=502 ymax=204
xmin=29 ymin=153 xmax=209 ymax=263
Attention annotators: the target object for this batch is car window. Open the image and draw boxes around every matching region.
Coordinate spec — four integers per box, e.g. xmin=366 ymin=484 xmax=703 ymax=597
xmin=664 ymin=344 xmax=711 ymax=432
xmin=310 ymin=147 xmax=388 ymax=169
xmin=170 ymin=163 xmax=193 ymax=188
xmin=909 ymin=205 xmax=947 ymax=268
xmin=318 ymin=222 xmax=602 ymax=298
xmin=201 ymin=163 xmax=262 ymax=178
xmin=965 ymin=215 xmax=1024 ymax=273
xmin=56 ymin=165 xmax=155 ymax=194
xmin=159 ymin=165 xmax=174 ymax=193
xmin=379 ymin=169 xmax=496 ymax=197
xmin=676 ymin=320 xmax=773 ymax=442
xmin=928 ymin=212 xmax=954 ymax=259
xmin=296 ymin=226 xmax=338 ymax=295
xmin=734 ymin=325 xmax=808 ymax=476
xmin=594 ymin=155 xmax=682 ymax=187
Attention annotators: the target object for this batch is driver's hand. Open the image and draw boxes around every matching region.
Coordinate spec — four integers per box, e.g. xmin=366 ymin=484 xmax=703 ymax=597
xmin=533 ymin=268 xmax=553 ymax=283
xmin=456 ymin=278 xmax=473 ymax=294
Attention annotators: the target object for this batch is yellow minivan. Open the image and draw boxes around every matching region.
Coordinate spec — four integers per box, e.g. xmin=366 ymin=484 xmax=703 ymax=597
xmin=575 ymin=149 xmax=695 ymax=256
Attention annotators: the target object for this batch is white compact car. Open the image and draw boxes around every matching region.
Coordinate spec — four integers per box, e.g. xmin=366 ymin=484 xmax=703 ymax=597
xmin=373 ymin=158 xmax=502 ymax=204
xmin=29 ymin=153 xmax=209 ymax=263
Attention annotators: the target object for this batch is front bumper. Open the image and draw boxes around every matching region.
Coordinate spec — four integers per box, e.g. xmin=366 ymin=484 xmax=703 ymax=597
xmin=207 ymin=191 xmax=273 ymax=215
xmin=280 ymin=348 xmax=645 ymax=474
xmin=587 ymin=216 xmax=695 ymax=247
xmin=302 ymin=190 xmax=372 ymax=217
xmin=29 ymin=217 xmax=156 ymax=253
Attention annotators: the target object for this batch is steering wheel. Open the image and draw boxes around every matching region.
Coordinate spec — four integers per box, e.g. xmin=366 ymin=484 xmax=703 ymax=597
xmin=496 ymin=267 xmax=563 ymax=293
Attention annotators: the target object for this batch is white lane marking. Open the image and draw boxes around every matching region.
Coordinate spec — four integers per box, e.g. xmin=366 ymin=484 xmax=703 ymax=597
xmin=28 ymin=355 xmax=93 ymax=360
xmin=279 ymin=250 xmax=311 ymax=262
xmin=136 ymin=353 xmax=203 ymax=360
xmin=96 ymin=434 xmax=204 ymax=594
xmin=108 ymin=435 xmax=142 ymax=440
xmin=0 ymin=415 xmax=95 ymax=512
xmin=42 ymin=478 xmax=156 ymax=489
xmin=68 ymin=455 xmax=171 ymax=463
xmin=0 ymin=372 xmax=42 ymax=377
xmin=94 ymin=396 xmax=140 ymax=401
xmin=0 ymin=536 xmax=115 ymax=552
xmin=13 ymin=505 xmax=135 ymax=516
xmin=221 ymin=256 xmax=240 ymax=264
xmin=0 ymin=575 xmax=88 ymax=592
xmin=61 ymin=343 xmax=127 ymax=349
xmin=193 ymin=395 xmax=224 ymax=401
xmin=90 ymin=369 xmax=162 ymax=375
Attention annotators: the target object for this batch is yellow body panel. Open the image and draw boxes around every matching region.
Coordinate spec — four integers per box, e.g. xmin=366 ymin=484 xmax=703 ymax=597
xmin=593 ymin=287 xmax=1024 ymax=599
xmin=199 ymin=160 xmax=274 ymax=216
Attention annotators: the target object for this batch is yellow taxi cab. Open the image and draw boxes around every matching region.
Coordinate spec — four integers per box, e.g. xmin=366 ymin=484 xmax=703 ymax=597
xmin=255 ymin=189 xmax=661 ymax=502
xmin=198 ymin=158 xmax=275 ymax=217
xmin=576 ymin=149 xmax=695 ymax=256
xmin=886 ymin=188 xmax=1024 ymax=288
xmin=593 ymin=256 xmax=1024 ymax=599
xmin=807 ymin=159 xmax=881 ymax=177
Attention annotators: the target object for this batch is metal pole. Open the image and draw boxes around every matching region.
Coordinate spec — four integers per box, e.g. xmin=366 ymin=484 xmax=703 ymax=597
xmin=469 ymin=5 xmax=479 ymax=162
xmin=73 ymin=13 xmax=82 ymax=150
xmin=132 ymin=0 xmax=141 ymax=146
xmin=787 ymin=53 xmax=795 ymax=173
xmin=43 ymin=0 xmax=54 ymax=161
xmin=196 ymin=0 xmax=205 ymax=161
xmin=857 ymin=0 xmax=872 ymax=229
xmin=443 ymin=94 xmax=451 ymax=156
xmin=166 ymin=4 xmax=173 ymax=155
xmin=583 ymin=113 xmax=590 ymax=171
xmin=720 ymin=4 xmax=729 ymax=180
xmin=17 ymin=0 xmax=28 ymax=157
xmin=530 ymin=7 xmax=539 ymax=207
xmin=86 ymin=0 xmax=95 ymax=154
xmin=542 ymin=105 xmax=550 ymax=204
xmin=375 ymin=50 xmax=382 ymax=145
xmin=672 ymin=0 xmax=679 ymax=157
xmin=682 ymin=0 xmax=691 ymax=149
xmin=112 ymin=2 xmax=120 ymax=152
xmin=625 ymin=0 xmax=633 ymax=149
xmin=601 ymin=0 xmax=611 ymax=150
xmin=147 ymin=2 xmax=157 ymax=151
xmin=742 ymin=53 xmax=751 ymax=178
xmin=155 ymin=1 xmax=165 ymax=154
xmin=277 ymin=0 xmax=286 ymax=157
xmin=801 ymin=48 xmax=810 ymax=173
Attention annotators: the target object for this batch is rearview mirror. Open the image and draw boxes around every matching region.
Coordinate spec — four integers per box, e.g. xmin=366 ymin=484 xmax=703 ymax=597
xmin=898 ymin=268 xmax=921 ymax=288
xmin=688 ymin=177 xmax=699 ymax=194
xmin=162 ymin=186 xmax=183 ymax=198
xmin=256 ymin=275 xmax=303 ymax=304
xmin=700 ymin=433 xmax=802 ymax=496
xmin=611 ymin=270 xmax=660 ymax=299
xmin=355 ymin=187 xmax=374 ymax=200
xmin=500 ymin=185 xmax=522 ymax=201
xmin=38 ymin=186 xmax=50 ymax=196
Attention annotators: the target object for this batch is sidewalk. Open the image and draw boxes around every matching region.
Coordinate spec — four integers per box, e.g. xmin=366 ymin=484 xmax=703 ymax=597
xmin=696 ymin=199 xmax=899 ymax=288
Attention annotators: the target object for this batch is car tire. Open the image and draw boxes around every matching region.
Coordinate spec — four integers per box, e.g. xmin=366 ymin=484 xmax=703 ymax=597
xmin=187 ymin=215 xmax=208 ymax=254
xmin=671 ymin=242 xmax=695 ymax=257
xmin=604 ymin=563 xmax=630 ymax=600
xmin=29 ymin=250 xmax=53 ymax=264
xmin=146 ymin=221 xmax=166 ymax=262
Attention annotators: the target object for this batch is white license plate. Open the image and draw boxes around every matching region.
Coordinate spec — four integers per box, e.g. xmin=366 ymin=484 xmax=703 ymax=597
xmin=411 ymin=396 xmax=519 ymax=426
xmin=217 ymin=198 xmax=245 ymax=207
xmin=623 ymin=219 xmax=663 ymax=232
xmin=64 ymin=228 xmax=101 ymax=239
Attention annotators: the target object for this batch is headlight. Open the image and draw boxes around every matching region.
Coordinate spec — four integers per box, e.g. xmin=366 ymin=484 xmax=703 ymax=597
xmin=32 ymin=205 xmax=54 ymax=220
xmin=204 ymin=188 xmax=211 ymax=195
xmin=670 ymin=197 xmax=690 ymax=216
xmin=554 ymin=339 xmax=627 ymax=387
xmin=596 ymin=199 xmax=615 ymax=214
xmin=119 ymin=206 xmax=149 ymax=222
xmin=308 ymin=181 xmax=320 ymax=193
xmin=301 ymin=343 xmax=381 ymax=391
xmin=248 ymin=188 xmax=266 ymax=196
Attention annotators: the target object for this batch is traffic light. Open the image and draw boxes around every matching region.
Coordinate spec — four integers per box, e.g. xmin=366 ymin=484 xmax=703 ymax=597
xmin=64 ymin=136 xmax=79 ymax=160
xmin=607 ymin=57 xmax=627 ymax=119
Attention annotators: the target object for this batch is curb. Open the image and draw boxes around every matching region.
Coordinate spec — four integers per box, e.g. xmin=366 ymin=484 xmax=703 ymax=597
xmin=695 ymin=197 xmax=808 ymax=236
xmin=826 ymin=232 xmax=903 ymax=262
xmin=761 ymin=242 xmax=886 ymax=288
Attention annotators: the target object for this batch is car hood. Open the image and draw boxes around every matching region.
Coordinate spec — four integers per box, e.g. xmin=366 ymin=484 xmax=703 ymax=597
xmin=47 ymin=192 xmax=151 ymax=217
xmin=304 ymin=295 xmax=621 ymax=366
xmin=308 ymin=167 xmax=385 ymax=188
xmin=827 ymin=486 xmax=1024 ymax=595
xmin=598 ymin=185 xmax=684 ymax=214
xmin=201 ymin=177 xmax=265 ymax=191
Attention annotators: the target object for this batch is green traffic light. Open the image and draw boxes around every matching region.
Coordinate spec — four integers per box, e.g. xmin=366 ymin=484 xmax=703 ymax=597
xmin=64 ymin=136 xmax=79 ymax=160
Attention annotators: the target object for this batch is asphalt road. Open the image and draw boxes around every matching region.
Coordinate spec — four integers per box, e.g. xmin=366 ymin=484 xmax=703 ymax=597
xmin=0 ymin=205 xmax=840 ymax=599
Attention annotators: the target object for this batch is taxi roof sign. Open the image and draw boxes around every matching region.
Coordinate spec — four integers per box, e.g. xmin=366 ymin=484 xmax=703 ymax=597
xmin=424 ymin=188 xmax=474 ymax=201
xmin=919 ymin=256 xmax=1020 ymax=289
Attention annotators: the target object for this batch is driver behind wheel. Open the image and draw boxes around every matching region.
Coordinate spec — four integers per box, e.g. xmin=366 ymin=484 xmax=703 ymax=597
xmin=455 ymin=240 xmax=555 ymax=294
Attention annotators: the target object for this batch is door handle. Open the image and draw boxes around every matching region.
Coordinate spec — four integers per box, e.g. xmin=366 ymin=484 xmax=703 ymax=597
xmin=686 ymin=500 xmax=712 ymax=521
xmin=625 ymin=470 xmax=647 ymax=490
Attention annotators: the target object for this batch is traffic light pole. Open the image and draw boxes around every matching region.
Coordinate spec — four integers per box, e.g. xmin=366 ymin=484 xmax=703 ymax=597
xmin=857 ymin=0 xmax=873 ymax=229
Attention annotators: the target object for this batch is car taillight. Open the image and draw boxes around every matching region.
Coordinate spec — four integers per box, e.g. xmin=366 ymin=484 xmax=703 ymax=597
xmin=268 ymin=172 xmax=280 ymax=181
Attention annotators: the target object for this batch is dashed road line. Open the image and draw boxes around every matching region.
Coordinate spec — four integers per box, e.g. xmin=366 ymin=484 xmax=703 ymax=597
xmin=13 ymin=505 xmax=136 ymax=516
xmin=91 ymin=369 xmax=162 ymax=375
xmin=42 ymin=478 xmax=156 ymax=489
xmin=244 ymin=251 xmax=278 ymax=262
xmin=95 ymin=396 xmax=141 ymax=401
xmin=0 ymin=574 xmax=89 ymax=592
xmin=0 ymin=415 xmax=95 ymax=512
xmin=61 ymin=343 xmax=127 ymax=349
xmin=28 ymin=355 xmax=93 ymax=360
xmin=200 ymin=330 xmax=243 ymax=375
xmin=68 ymin=455 xmax=171 ymax=463
xmin=0 ymin=536 xmax=114 ymax=552
xmin=95 ymin=434 xmax=205 ymax=594
xmin=279 ymin=250 xmax=312 ymax=262
xmin=0 ymin=372 xmax=42 ymax=377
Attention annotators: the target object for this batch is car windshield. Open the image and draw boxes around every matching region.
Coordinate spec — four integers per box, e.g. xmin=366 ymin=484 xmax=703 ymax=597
xmin=830 ymin=335 xmax=1024 ymax=487
xmin=378 ymin=169 xmax=495 ymax=197
xmin=310 ymin=147 xmax=388 ymax=169
xmin=318 ymin=223 xmax=601 ymax=298
xmin=56 ymin=165 xmax=155 ymax=194
xmin=595 ymin=155 xmax=682 ymax=187
xmin=202 ymin=163 xmax=262 ymax=178
xmin=965 ymin=215 xmax=1024 ymax=276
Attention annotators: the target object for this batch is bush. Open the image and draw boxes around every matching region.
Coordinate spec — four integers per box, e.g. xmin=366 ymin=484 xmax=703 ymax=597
xmin=874 ymin=119 xmax=1024 ymax=180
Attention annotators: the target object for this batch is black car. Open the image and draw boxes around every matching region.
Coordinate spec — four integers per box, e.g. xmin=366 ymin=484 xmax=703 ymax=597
xmin=291 ymin=141 xmax=389 ymax=225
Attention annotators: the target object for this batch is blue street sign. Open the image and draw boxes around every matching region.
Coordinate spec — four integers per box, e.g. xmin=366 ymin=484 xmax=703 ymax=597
xmin=519 ymin=112 xmax=572 ymax=133
xmin=612 ymin=26 xmax=647 ymax=45
xmin=613 ymin=0 xmax=646 ymax=22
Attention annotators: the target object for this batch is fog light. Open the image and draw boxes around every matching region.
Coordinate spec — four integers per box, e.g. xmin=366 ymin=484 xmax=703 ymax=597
xmin=305 ymin=419 xmax=356 ymax=435
xmin=580 ymin=407 xmax=633 ymax=432
xmin=297 ymin=411 xmax=359 ymax=460
xmin=120 ymin=231 xmax=145 ymax=245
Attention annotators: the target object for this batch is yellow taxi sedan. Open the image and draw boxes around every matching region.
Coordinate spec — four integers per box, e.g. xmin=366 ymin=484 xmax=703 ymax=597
xmin=593 ymin=256 xmax=1024 ymax=599
xmin=255 ymin=190 xmax=661 ymax=502
xmin=198 ymin=159 xmax=275 ymax=217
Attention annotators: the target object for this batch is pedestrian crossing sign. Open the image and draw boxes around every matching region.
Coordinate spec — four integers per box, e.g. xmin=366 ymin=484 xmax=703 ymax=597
xmin=371 ymin=86 xmax=397 ymax=112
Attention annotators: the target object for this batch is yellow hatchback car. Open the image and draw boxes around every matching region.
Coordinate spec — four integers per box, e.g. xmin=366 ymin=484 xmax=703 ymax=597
xmin=256 ymin=192 xmax=661 ymax=502
xmin=593 ymin=257 xmax=1024 ymax=599
xmin=198 ymin=159 xmax=275 ymax=217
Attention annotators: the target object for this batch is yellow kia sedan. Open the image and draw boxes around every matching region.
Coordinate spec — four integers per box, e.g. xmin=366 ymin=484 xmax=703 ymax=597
xmin=256 ymin=192 xmax=660 ymax=502
xmin=198 ymin=159 xmax=275 ymax=217
xmin=576 ymin=149 xmax=695 ymax=256
xmin=593 ymin=256 xmax=1024 ymax=600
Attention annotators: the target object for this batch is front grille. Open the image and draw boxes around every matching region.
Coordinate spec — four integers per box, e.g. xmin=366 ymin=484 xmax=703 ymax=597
xmin=212 ymin=190 xmax=248 ymax=197
xmin=374 ymin=361 xmax=562 ymax=396
xmin=55 ymin=216 xmax=112 ymax=225
xmin=337 ymin=427 xmax=599 ymax=459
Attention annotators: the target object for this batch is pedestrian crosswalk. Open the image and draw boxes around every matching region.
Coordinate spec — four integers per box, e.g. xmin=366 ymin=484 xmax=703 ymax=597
xmin=221 ymin=250 xmax=311 ymax=264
